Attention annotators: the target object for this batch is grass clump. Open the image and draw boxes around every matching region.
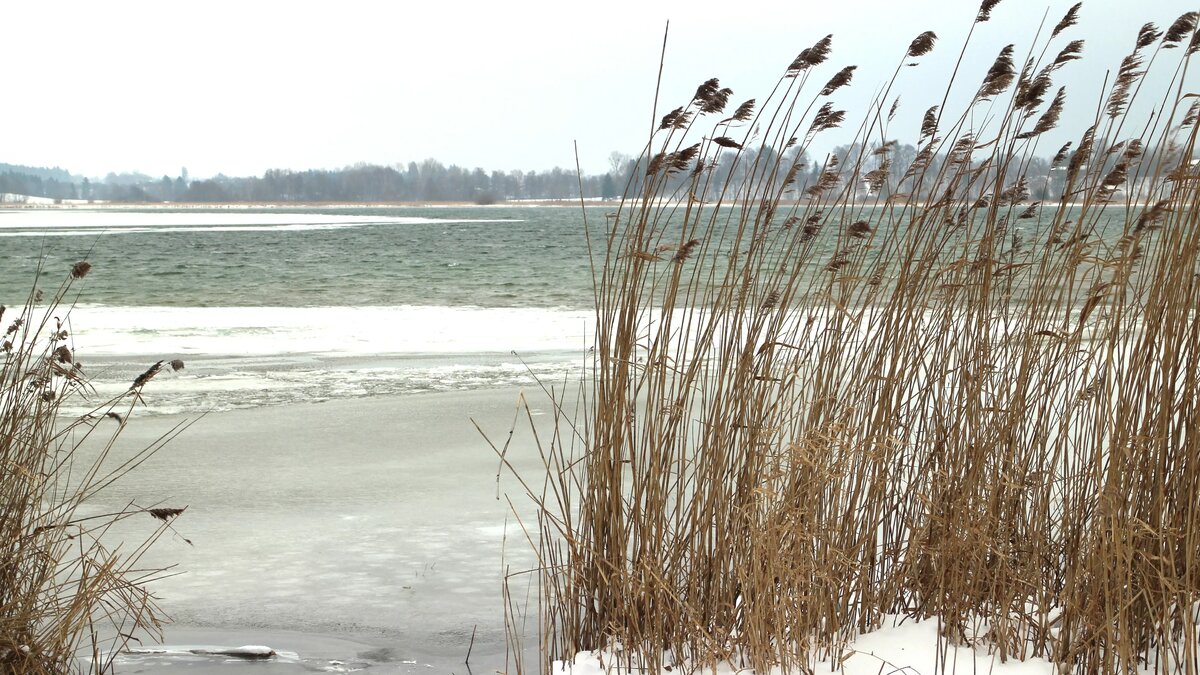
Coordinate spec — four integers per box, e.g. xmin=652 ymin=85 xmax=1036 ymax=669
xmin=1 ymin=263 xmax=188 ymax=674
xmin=500 ymin=2 xmax=1200 ymax=674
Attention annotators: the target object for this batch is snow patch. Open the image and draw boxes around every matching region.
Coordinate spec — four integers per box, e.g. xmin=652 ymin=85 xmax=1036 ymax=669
xmin=554 ymin=617 xmax=1062 ymax=675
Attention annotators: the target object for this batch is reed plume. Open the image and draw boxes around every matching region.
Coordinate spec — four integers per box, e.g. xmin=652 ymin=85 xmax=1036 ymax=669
xmin=906 ymin=31 xmax=937 ymax=58
xmin=787 ymin=34 xmax=833 ymax=74
xmin=1052 ymin=2 xmax=1082 ymax=38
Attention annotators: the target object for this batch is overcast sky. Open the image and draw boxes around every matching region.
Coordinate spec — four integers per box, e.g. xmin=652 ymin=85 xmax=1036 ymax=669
xmin=3 ymin=0 xmax=1197 ymax=179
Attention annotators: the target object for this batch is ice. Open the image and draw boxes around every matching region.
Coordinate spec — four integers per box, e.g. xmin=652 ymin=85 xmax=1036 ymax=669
xmin=126 ymin=645 xmax=279 ymax=659
xmin=207 ymin=646 xmax=277 ymax=658
xmin=65 ymin=305 xmax=594 ymax=357
xmin=81 ymin=388 xmax=551 ymax=673
xmin=0 ymin=209 xmax=523 ymax=231
xmin=47 ymin=304 xmax=591 ymax=416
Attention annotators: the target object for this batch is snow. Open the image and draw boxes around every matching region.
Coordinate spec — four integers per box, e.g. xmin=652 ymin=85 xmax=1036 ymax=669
xmin=1 ymin=192 xmax=57 ymax=205
xmin=0 ymin=209 xmax=522 ymax=233
xmin=125 ymin=644 xmax=278 ymax=659
xmin=553 ymin=616 xmax=1061 ymax=675
xmin=199 ymin=645 xmax=278 ymax=658
xmin=833 ymin=617 xmax=1057 ymax=675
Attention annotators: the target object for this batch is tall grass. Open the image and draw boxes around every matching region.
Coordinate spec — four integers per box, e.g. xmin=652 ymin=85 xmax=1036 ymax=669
xmin=501 ymin=3 xmax=1200 ymax=673
xmin=1 ymin=262 xmax=188 ymax=674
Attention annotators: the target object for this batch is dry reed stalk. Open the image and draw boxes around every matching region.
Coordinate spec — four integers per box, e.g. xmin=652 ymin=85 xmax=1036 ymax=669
xmin=1 ymin=263 xmax=189 ymax=674
xmin=491 ymin=3 xmax=1200 ymax=674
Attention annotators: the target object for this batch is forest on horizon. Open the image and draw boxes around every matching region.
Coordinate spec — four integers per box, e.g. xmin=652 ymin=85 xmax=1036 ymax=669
xmin=0 ymin=138 xmax=1177 ymax=204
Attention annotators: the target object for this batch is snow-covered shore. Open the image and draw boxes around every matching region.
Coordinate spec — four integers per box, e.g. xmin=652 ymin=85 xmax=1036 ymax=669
xmin=555 ymin=617 xmax=1064 ymax=675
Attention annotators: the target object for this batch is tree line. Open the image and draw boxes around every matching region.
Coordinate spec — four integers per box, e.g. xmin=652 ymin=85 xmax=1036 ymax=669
xmin=0 ymin=160 xmax=618 ymax=203
xmin=0 ymin=143 xmax=1162 ymax=205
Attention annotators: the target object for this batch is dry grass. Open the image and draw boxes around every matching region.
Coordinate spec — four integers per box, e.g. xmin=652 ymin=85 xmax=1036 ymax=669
xmin=498 ymin=3 xmax=1200 ymax=674
xmin=1 ymin=263 xmax=189 ymax=674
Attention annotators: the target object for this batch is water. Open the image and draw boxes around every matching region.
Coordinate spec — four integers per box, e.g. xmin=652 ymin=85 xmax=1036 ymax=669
xmin=0 ymin=207 xmax=599 ymax=308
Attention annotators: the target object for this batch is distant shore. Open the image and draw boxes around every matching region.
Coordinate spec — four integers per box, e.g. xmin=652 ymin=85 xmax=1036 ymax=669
xmin=0 ymin=198 xmax=1152 ymax=210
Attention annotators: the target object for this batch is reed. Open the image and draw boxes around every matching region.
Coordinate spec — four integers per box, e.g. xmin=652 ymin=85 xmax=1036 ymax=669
xmin=1 ymin=263 xmax=188 ymax=674
xmin=499 ymin=2 xmax=1200 ymax=673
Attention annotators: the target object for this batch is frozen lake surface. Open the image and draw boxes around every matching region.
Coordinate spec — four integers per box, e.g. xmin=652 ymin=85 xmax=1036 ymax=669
xmin=76 ymin=387 xmax=555 ymax=673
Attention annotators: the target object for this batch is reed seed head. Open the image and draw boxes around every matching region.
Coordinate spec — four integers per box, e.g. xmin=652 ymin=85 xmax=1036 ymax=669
xmin=131 ymin=360 xmax=164 ymax=390
xmin=729 ymin=99 xmax=755 ymax=122
xmin=671 ymin=239 xmax=701 ymax=263
xmin=693 ymin=78 xmax=733 ymax=114
xmin=1136 ymin=22 xmax=1162 ymax=49
xmin=788 ymin=34 xmax=833 ymax=75
xmin=847 ymin=220 xmax=873 ymax=238
xmin=70 ymin=261 xmax=92 ymax=279
xmin=1107 ymin=53 xmax=1144 ymax=118
xmin=1182 ymin=101 xmax=1200 ymax=128
xmin=920 ymin=106 xmax=939 ymax=139
xmin=907 ymin=31 xmax=938 ymax=58
xmin=1163 ymin=12 xmax=1198 ymax=46
xmin=809 ymin=103 xmax=846 ymax=135
xmin=1017 ymin=87 xmax=1066 ymax=139
xmin=1051 ymin=40 xmax=1084 ymax=70
xmin=659 ymin=107 xmax=692 ymax=130
xmin=978 ymin=45 xmax=1016 ymax=98
xmin=147 ymin=507 xmax=186 ymax=521
xmin=976 ymin=0 xmax=1002 ymax=23
xmin=820 ymin=66 xmax=857 ymax=96
xmin=1052 ymin=2 xmax=1082 ymax=38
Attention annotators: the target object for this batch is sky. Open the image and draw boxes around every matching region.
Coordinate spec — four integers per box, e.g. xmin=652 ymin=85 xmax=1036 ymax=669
xmin=3 ymin=0 xmax=1198 ymax=179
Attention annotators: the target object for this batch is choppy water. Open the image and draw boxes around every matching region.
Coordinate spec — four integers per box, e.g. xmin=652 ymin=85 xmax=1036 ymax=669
xmin=0 ymin=207 xmax=606 ymax=414
xmin=0 ymin=207 xmax=599 ymax=308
